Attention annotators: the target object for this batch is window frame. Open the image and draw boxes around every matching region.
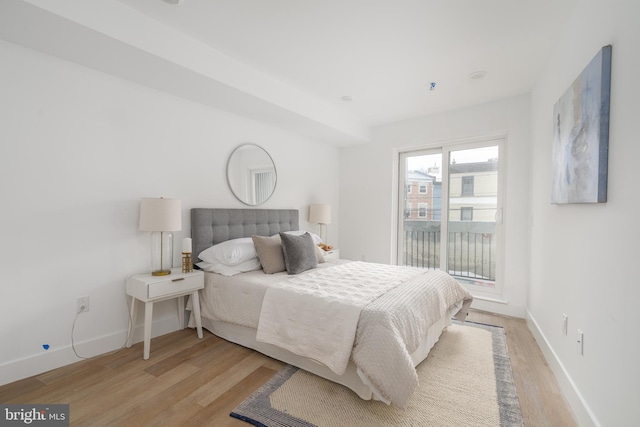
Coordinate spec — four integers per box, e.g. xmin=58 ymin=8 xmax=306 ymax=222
xmin=418 ymin=203 xmax=428 ymax=218
xmin=460 ymin=206 xmax=473 ymax=221
xmin=461 ymin=176 xmax=474 ymax=196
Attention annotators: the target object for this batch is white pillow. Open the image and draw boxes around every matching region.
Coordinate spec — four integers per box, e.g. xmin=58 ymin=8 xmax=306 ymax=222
xmin=283 ymin=230 xmax=323 ymax=244
xmin=196 ymin=258 xmax=261 ymax=276
xmin=198 ymin=237 xmax=257 ymax=266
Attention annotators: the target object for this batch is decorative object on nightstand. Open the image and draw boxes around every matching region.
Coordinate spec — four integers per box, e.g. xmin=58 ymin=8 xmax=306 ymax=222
xmin=126 ymin=268 xmax=204 ymax=360
xmin=309 ymin=203 xmax=331 ymax=243
xmin=139 ymin=197 xmax=181 ymax=276
xmin=182 ymin=237 xmax=193 ymax=273
xmin=318 ymin=242 xmax=333 ymax=251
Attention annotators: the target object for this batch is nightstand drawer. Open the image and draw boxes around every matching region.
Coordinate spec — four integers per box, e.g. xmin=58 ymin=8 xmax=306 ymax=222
xmin=126 ymin=269 xmax=205 ymax=302
xmin=147 ymin=275 xmax=202 ymax=299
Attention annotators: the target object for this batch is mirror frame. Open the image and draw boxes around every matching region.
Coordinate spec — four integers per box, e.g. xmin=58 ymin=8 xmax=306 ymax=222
xmin=226 ymin=143 xmax=277 ymax=206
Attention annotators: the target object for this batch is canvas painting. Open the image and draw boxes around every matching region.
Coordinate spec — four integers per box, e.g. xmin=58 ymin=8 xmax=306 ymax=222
xmin=551 ymin=45 xmax=612 ymax=204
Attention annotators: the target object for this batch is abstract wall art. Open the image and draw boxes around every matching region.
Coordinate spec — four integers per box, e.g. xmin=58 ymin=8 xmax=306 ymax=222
xmin=551 ymin=45 xmax=612 ymax=204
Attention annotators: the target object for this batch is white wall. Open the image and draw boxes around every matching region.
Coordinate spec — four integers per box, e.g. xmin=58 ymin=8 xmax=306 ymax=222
xmin=0 ymin=39 xmax=339 ymax=385
xmin=528 ymin=1 xmax=639 ymax=426
xmin=339 ymin=94 xmax=531 ymax=317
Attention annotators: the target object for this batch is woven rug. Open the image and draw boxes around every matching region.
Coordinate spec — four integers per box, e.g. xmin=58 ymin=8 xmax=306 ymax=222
xmin=231 ymin=322 xmax=523 ymax=427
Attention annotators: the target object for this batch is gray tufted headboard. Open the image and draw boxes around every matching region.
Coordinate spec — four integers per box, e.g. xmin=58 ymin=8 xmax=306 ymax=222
xmin=190 ymin=208 xmax=299 ymax=264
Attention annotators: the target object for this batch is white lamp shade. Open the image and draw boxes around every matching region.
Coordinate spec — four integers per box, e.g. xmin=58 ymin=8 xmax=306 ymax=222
xmin=139 ymin=198 xmax=182 ymax=231
xmin=309 ymin=204 xmax=331 ymax=224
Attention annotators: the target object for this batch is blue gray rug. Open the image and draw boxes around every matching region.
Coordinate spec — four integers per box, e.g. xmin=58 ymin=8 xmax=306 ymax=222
xmin=231 ymin=321 xmax=523 ymax=426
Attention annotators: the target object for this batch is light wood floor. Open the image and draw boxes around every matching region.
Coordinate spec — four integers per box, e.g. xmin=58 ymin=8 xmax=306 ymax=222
xmin=1 ymin=309 xmax=577 ymax=426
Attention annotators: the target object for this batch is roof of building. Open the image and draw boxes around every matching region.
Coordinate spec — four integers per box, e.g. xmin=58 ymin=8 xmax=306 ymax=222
xmin=408 ymin=170 xmax=436 ymax=182
xmin=449 ymin=159 xmax=498 ymax=174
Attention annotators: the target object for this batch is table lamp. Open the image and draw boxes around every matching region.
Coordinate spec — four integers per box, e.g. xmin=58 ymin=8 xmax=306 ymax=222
xmin=139 ymin=197 xmax=182 ymax=276
xmin=309 ymin=204 xmax=331 ymax=243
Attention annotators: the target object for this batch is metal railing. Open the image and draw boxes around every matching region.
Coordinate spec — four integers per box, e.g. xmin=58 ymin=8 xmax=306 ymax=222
xmin=402 ymin=221 xmax=496 ymax=282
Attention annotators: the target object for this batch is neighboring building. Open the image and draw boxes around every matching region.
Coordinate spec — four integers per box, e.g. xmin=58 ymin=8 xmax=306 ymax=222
xmin=405 ymin=170 xmax=436 ymax=220
xmin=448 ymin=158 xmax=498 ymax=222
xmin=405 ymin=158 xmax=497 ymax=222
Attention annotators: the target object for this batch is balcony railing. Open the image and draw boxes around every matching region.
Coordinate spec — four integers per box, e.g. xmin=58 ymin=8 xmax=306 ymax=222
xmin=402 ymin=221 xmax=496 ymax=284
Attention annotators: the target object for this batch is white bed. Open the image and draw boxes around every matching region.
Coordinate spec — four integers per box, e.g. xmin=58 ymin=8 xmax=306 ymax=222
xmin=189 ymin=208 xmax=472 ymax=408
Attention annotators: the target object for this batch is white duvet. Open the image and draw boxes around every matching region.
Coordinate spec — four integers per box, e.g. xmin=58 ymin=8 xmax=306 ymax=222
xmin=256 ymin=262 xmax=424 ymax=375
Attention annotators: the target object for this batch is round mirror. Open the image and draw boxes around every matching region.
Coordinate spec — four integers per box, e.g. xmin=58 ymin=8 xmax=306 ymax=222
xmin=226 ymin=143 xmax=277 ymax=206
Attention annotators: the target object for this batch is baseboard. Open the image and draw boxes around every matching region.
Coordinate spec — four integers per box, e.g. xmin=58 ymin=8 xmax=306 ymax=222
xmin=525 ymin=310 xmax=601 ymax=427
xmin=470 ymin=297 xmax=525 ymax=318
xmin=0 ymin=316 xmax=180 ymax=387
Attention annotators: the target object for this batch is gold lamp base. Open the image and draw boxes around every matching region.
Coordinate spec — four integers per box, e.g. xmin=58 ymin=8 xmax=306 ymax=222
xmin=152 ymin=270 xmax=172 ymax=276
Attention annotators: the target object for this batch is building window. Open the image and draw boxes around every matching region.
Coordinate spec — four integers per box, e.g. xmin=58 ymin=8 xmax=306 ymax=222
xmin=461 ymin=207 xmax=473 ymax=221
xmin=419 ymin=184 xmax=427 ymax=194
xmin=418 ymin=203 xmax=428 ymax=218
xmin=461 ymin=176 xmax=474 ymax=196
xmin=407 ymin=184 xmax=412 ymax=194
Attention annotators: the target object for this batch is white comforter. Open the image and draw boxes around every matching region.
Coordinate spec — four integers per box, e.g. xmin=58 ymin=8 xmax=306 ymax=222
xmin=257 ymin=261 xmax=472 ymax=408
xmin=256 ymin=262 xmax=424 ymax=375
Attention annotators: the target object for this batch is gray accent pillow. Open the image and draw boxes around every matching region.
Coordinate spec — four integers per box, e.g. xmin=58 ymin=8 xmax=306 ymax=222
xmin=252 ymin=235 xmax=286 ymax=274
xmin=280 ymin=232 xmax=318 ymax=274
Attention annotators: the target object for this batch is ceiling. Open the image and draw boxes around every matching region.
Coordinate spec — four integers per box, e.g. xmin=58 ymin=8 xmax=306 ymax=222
xmin=2 ymin=0 xmax=578 ymax=145
xmin=117 ymin=0 xmax=577 ymax=122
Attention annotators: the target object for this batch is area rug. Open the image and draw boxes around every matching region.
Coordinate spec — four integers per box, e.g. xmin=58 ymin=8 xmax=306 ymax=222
xmin=231 ymin=321 xmax=524 ymax=427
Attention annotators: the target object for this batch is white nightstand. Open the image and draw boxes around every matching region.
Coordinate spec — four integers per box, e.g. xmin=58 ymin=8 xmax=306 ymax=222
xmin=126 ymin=268 xmax=204 ymax=360
xmin=323 ymin=249 xmax=339 ymax=260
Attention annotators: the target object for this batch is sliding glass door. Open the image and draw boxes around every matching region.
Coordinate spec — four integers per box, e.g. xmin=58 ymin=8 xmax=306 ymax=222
xmin=398 ymin=139 xmax=504 ymax=293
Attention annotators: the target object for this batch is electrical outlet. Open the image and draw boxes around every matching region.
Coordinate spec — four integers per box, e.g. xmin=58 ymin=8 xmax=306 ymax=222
xmin=562 ymin=314 xmax=568 ymax=335
xmin=77 ymin=296 xmax=90 ymax=313
xmin=577 ymin=329 xmax=584 ymax=355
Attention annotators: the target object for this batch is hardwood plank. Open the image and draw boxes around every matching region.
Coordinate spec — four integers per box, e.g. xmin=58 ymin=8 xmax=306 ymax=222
xmin=74 ymin=362 xmax=201 ymax=427
xmin=0 ymin=311 xmax=578 ymax=426
xmin=137 ymin=399 xmax=204 ymax=427
xmin=36 ymin=358 xmax=100 ymax=385
xmin=262 ymin=358 xmax=287 ymax=372
xmin=70 ymin=369 xmax=158 ymax=422
xmin=0 ymin=376 xmax=45 ymax=402
xmin=183 ymin=366 xmax=280 ymax=427
xmin=144 ymin=335 xmax=225 ymax=377
xmin=190 ymin=352 xmax=267 ymax=407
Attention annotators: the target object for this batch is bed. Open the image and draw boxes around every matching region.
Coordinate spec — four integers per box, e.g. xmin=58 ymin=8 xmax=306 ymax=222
xmin=189 ymin=208 xmax=472 ymax=408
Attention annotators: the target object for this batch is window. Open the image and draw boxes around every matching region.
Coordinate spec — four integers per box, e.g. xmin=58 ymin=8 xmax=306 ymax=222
xmin=407 ymin=184 xmax=412 ymax=194
xmin=419 ymin=184 xmax=427 ymax=194
xmin=418 ymin=203 xmax=428 ymax=218
xmin=461 ymin=207 xmax=473 ymax=221
xmin=461 ymin=176 xmax=474 ymax=196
